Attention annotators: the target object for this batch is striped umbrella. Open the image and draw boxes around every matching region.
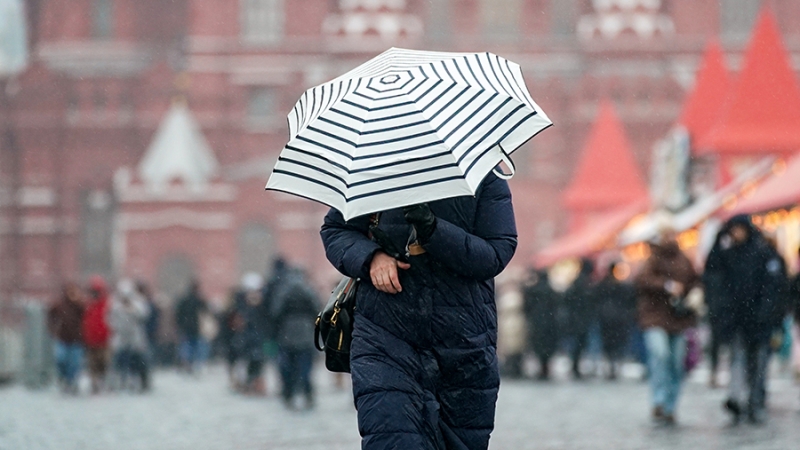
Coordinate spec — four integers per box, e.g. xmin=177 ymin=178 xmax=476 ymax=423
xmin=266 ymin=47 xmax=552 ymax=220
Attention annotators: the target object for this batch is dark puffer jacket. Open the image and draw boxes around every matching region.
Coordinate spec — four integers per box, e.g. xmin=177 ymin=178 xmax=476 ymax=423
xmin=320 ymin=173 xmax=517 ymax=450
xmin=704 ymin=215 xmax=790 ymax=344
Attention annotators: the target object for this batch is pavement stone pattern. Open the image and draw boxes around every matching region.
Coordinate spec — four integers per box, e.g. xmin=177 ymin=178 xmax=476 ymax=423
xmin=0 ymin=359 xmax=798 ymax=450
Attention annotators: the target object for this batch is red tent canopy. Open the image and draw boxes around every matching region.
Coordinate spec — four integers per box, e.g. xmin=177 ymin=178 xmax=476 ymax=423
xmin=729 ymin=153 xmax=800 ymax=216
xmin=697 ymin=8 xmax=800 ymax=156
xmin=678 ymin=40 xmax=731 ymax=147
xmin=534 ymin=201 xmax=648 ymax=267
xmin=562 ymin=101 xmax=648 ymax=211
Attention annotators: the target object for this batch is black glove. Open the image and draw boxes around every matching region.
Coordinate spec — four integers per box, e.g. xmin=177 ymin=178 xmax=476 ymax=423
xmin=403 ymin=203 xmax=437 ymax=243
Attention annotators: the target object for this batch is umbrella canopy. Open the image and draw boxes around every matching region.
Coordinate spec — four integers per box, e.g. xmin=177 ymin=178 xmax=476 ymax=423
xmin=266 ymin=47 xmax=552 ymax=220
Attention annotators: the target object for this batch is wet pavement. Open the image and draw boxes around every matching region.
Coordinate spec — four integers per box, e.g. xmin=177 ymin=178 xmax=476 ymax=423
xmin=0 ymin=358 xmax=798 ymax=450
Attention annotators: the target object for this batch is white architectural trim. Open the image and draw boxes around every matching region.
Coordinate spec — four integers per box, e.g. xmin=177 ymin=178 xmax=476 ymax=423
xmin=16 ymin=186 xmax=56 ymax=207
xmin=118 ymin=209 xmax=234 ymax=231
xmin=19 ymin=216 xmax=57 ymax=235
xmin=37 ymin=41 xmax=152 ymax=77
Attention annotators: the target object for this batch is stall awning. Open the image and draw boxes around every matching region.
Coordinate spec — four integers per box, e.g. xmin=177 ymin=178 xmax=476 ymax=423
xmin=535 ymin=201 xmax=648 ymax=267
xmin=730 ymin=153 xmax=800 ymax=215
xmin=618 ymin=157 xmax=776 ymax=245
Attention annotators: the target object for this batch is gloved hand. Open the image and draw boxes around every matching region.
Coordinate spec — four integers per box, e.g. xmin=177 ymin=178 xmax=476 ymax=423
xmin=403 ymin=203 xmax=437 ymax=243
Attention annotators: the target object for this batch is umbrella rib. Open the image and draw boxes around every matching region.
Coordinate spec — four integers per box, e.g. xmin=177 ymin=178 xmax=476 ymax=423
xmin=456 ymin=104 xmax=527 ymax=165
xmin=480 ymin=53 xmax=512 ymax=99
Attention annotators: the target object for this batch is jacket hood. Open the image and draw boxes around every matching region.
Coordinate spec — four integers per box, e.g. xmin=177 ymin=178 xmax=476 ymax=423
xmin=718 ymin=214 xmax=760 ymax=246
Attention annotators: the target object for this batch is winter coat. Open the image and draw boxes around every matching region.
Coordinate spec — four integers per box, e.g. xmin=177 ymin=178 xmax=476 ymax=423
xmin=635 ymin=241 xmax=699 ymax=334
xmin=175 ymin=289 xmax=207 ymax=339
xmin=109 ymin=293 xmax=151 ymax=352
xmin=703 ymin=215 xmax=790 ymax=344
xmin=83 ymin=300 xmax=110 ymax=349
xmin=320 ymin=173 xmax=517 ymax=450
xmin=563 ymin=261 xmax=597 ymax=336
xmin=239 ymin=293 xmax=271 ymax=361
xmin=48 ymin=298 xmax=84 ymax=344
xmin=595 ymin=275 xmax=637 ymax=355
xmin=522 ymin=271 xmax=561 ymax=359
xmin=271 ymin=270 xmax=319 ymax=351
xmin=791 ymin=274 xmax=800 ymax=322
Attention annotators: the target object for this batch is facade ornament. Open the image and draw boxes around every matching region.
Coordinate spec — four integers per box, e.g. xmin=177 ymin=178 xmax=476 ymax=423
xmin=578 ymin=0 xmax=675 ymax=40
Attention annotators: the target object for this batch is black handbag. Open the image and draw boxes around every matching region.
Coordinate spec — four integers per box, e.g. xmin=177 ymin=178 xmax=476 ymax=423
xmin=314 ymin=276 xmax=358 ymax=373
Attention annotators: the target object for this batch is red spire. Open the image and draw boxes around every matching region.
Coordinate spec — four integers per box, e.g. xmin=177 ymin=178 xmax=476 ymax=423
xmin=678 ymin=40 xmax=731 ymax=145
xmin=562 ymin=101 xmax=649 ymax=211
xmin=696 ymin=7 xmax=800 ymax=155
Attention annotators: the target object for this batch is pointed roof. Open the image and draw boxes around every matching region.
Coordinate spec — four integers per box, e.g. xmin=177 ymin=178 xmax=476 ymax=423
xmin=678 ymin=40 xmax=731 ymax=145
xmin=562 ymin=101 xmax=649 ymax=211
xmin=696 ymin=8 xmax=800 ymax=155
xmin=138 ymin=102 xmax=219 ymax=191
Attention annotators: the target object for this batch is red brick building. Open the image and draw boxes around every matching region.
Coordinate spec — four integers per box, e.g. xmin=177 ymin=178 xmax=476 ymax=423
xmin=3 ymin=0 xmax=800 ymax=305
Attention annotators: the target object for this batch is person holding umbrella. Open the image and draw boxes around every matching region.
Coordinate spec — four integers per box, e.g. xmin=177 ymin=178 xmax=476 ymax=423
xmin=268 ymin=48 xmax=551 ymax=449
xmin=322 ymin=175 xmax=517 ymax=449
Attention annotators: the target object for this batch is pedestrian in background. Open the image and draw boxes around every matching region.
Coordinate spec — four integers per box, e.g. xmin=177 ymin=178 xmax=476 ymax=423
xmin=704 ymin=215 xmax=790 ymax=424
xmin=137 ymin=281 xmax=160 ymax=368
xmin=239 ymin=272 xmax=269 ymax=395
xmin=563 ymin=258 xmax=597 ymax=379
xmin=109 ymin=279 xmax=151 ymax=392
xmin=261 ymin=257 xmax=289 ymax=361
xmin=272 ymin=267 xmax=319 ymax=409
xmin=635 ymin=229 xmax=699 ymax=426
xmin=596 ymin=262 xmax=637 ymax=380
xmin=175 ymin=280 xmax=209 ymax=374
xmin=522 ymin=269 xmax=561 ymax=380
xmin=82 ymin=275 xmax=112 ymax=394
xmin=154 ymin=291 xmax=178 ymax=366
xmin=47 ymin=282 xmax=85 ymax=394
xmin=220 ymin=287 xmax=247 ymax=391
xmin=789 ymin=247 xmax=800 ymax=381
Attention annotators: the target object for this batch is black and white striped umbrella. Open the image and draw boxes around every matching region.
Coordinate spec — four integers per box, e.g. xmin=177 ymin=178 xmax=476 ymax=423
xmin=266 ymin=47 xmax=552 ymax=220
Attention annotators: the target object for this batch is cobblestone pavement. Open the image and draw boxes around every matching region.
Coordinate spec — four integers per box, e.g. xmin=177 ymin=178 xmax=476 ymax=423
xmin=0 ymin=359 xmax=798 ymax=450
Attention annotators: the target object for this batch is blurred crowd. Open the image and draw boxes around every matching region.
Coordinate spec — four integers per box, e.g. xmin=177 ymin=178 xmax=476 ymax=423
xmin=504 ymin=214 xmax=799 ymax=426
xmin=45 ymin=214 xmax=800 ymax=424
xmin=46 ymin=257 xmax=320 ymax=410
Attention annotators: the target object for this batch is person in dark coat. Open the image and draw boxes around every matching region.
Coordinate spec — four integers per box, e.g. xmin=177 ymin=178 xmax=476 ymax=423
xmin=636 ymin=231 xmax=699 ymax=425
xmin=239 ymin=273 xmax=269 ymax=395
xmin=522 ymin=269 xmax=561 ymax=380
xmin=320 ymin=172 xmax=517 ymax=450
xmin=175 ymin=280 xmax=209 ymax=374
xmin=595 ymin=262 xmax=637 ymax=380
xmin=48 ymin=282 xmax=85 ymax=394
xmin=220 ymin=288 xmax=247 ymax=390
xmin=271 ymin=268 xmax=319 ymax=409
xmin=563 ymin=258 xmax=597 ymax=379
xmin=704 ymin=215 xmax=790 ymax=424
xmin=137 ymin=281 xmax=160 ymax=362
